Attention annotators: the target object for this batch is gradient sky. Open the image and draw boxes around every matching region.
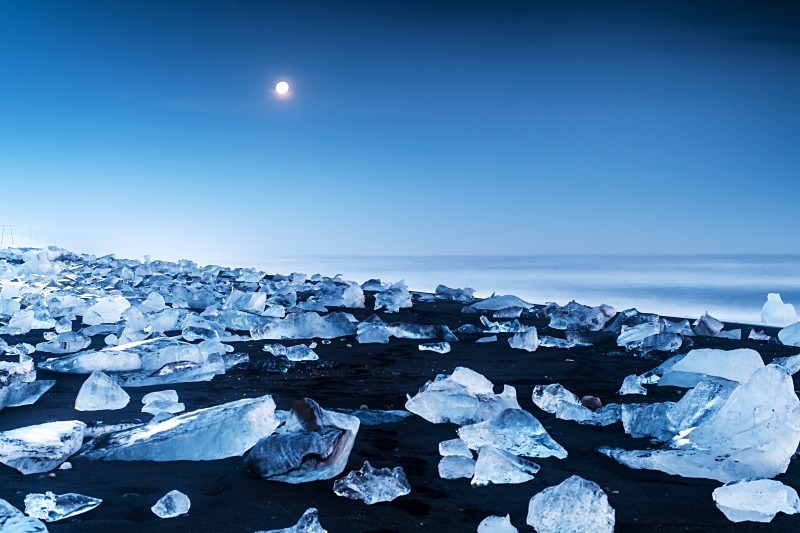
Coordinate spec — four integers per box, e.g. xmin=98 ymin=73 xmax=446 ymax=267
xmin=1 ymin=0 xmax=798 ymax=263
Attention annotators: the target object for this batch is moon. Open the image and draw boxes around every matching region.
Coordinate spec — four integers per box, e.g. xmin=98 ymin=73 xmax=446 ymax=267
xmin=275 ymin=81 xmax=290 ymax=95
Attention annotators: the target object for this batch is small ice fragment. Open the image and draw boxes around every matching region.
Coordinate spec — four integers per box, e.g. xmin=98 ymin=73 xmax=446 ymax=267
xmin=526 ymin=475 xmax=615 ymax=533
xmin=713 ymin=479 xmax=800 ymax=523
xmin=257 ymin=508 xmax=327 ymax=533
xmin=141 ymin=389 xmax=185 ymax=416
xmin=716 ymin=329 xmax=742 ymax=340
xmin=471 ymin=446 xmax=540 ymax=487
xmin=333 ymin=461 xmax=411 ymax=504
xmin=618 ymin=375 xmax=647 ymax=395
xmin=441 ymin=325 xmax=459 ymax=342
xmin=439 ymin=438 xmax=472 ymax=458
xmin=493 ymin=307 xmax=523 ymax=319
xmin=464 ymin=295 xmax=533 ymax=312
xmin=508 ymin=328 xmax=538 ymax=352
xmin=419 ymin=342 xmax=450 ymax=354
xmin=546 ymin=301 xmax=616 ymax=331
xmin=476 ymin=335 xmax=497 ymax=343
xmin=151 ymin=489 xmax=190 ymax=518
xmin=435 ymin=285 xmax=475 ymax=302
xmin=438 ymin=456 xmax=476 ymax=479
xmin=74 ymin=371 xmax=130 ymax=411
xmin=693 ymin=312 xmax=724 ymax=336
xmin=24 ymin=491 xmax=102 ymax=522
xmin=478 ymin=514 xmax=517 ymax=533
xmin=748 ymin=329 xmax=771 ymax=341
xmin=761 ymin=293 xmax=798 ymax=327
xmin=531 ymin=384 xmax=620 ymax=426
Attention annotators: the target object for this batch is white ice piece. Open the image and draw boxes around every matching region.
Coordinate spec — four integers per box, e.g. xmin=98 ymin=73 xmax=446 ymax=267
xmin=478 ymin=514 xmax=517 ymax=533
xmin=471 ymin=446 xmax=540 ymax=487
xmin=257 ymin=508 xmax=327 ymax=533
xmin=532 ymin=384 xmax=620 ymax=426
xmin=24 ymin=491 xmax=102 ymax=522
xmin=374 ymin=281 xmax=412 ymax=313
xmin=0 ymin=420 xmax=86 ymax=474
xmin=457 ymin=408 xmax=568 ymax=459
xmin=658 ymin=348 xmax=764 ymax=387
xmin=508 ymin=328 xmax=538 ymax=352
xmin=82 ymin=295 xmax=131 ymax=326
xmin=74 ymin=371 xmax=130 ymax=411
xmin=779 ymin=322 xmax=800 ymax=347
xmin=419 ymin=342 xmax=451 ymax=354
xmin=333 ymin=461 xmax=411 ymax=504
xmin=713 ymin=479 xmax=800 ymax=523
xmin=526 ymin=475 xmax=615 ymax=533
xmin=151 ymin=490 xmax=191 ymax=518
xmin=0 ymin=498 xmax=48 ymax=532
xmin=761 ymin=293 xmax=798 ymax=327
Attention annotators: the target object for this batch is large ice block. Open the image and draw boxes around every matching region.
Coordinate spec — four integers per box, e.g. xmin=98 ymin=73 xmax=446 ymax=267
xmin=74 ymin=371 xmax=130 ymax=411
xmin=761 ymin=293 xmax=798 ymax=327
xmin=24 ymin=491 xmax=102 ymax=522
xmin=713 ymin=479 xmax=800 ymax=523
xmin=0 ymin=498 xmax=48 ymax=532
xmin=526 ymin=476 xmax=614 ymax=533
xmin=0 ymin=420 xmax=86 ymax=474
xmin=457 ymin=408 xmax=567 ymax=459
xmin=658 ymin=348 xmax=764 ymax=387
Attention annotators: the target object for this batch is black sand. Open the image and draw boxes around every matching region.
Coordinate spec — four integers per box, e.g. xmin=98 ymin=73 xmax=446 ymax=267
xmin=2 ymin=296 xmax=799 ymax=532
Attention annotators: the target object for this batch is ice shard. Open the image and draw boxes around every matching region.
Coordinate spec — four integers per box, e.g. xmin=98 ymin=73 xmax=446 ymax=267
xmin=0 ymin=498 xmax=48 ymax=532
xmin=142 ymin=390 xmax=185 ymax=416
xmin=74 ymin=371 xmax=130 ymax=411
xmin=35 ymin=332 xmax=91 ymax=355
xmin=264 ymin=343 xmax=320 ymax=361
xmin=0 ymin=380 xmax=56 ymax=410
xmin=457 ymin=408 xmax=567 ymax=459
xmin=374 ymin=281 xmax=412 ymax=313
xmin=405 ymin=367 xmax=520 ymax=425
xmin=336 ymin=409 xmax=411 ymax=426
xmin=507 ymin=328 xmax=538 ymax=352
xmin=618 ymin=374 xmax=647 ymax=395
xmin=471 ymin=445 xmax=540 ymax=487
xmin=478 ymin=514 xmax=517 ymax=533
xmin=435 ymin=285 xmax=475 ymax=302
xmin=0 ymin=420 xmax=86 ymax=474
xmin=779 ymin=322 xmax=800 ymax=347
xmin=526 ymin=476 xmax=614 ymax=533
xmin=81 ymin=395 xmax=277 ymax=461
xmin=333 ymin=461 xmax=411 ymax=504
xmin=418 ymin=342 xmax=451 ymax=354
xmin=245 ymin=398 xmax=359 ymax=483
xmin=545 ymin=301 xmax=616 ymax=331
xmin=24 ymin=491 xmax=102 ymax=522
xmin=693 ymin=312 xmax=724 ymax=336
xmin=761 ymin=293 xmax=798 ymax=327
xmin=82 ymin=295 xmax=131 ymax=326
xmin=658 ymin=348 xmax=764 ymax=387
xmin=438 ymin=455 xmax=475 ymax=480
xmin=151 ymin=490 xmax=191 ymax=518
xmin=713 ymin=479 xmax=800 ymax=523
xmin=257 ymin=508 xmax=327 ymax=533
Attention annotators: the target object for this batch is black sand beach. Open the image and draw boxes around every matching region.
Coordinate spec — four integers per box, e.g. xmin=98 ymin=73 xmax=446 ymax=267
xmin=2 ymin=293 xmax=799 ymax=532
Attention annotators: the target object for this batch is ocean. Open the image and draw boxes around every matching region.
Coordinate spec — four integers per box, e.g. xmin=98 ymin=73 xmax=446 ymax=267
xmin=212 ymin=254 xmax=800 ymax=325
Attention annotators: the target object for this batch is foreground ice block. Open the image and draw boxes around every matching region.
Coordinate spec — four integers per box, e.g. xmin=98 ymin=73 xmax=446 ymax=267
xmin=257 ymin=508 xmax=327 ymax=533
xmin=508 ymin=328 xmax=538 ymax=352
xmin=333 ymin=461 xmax=411 ymax=504
xmin=526 ymin=476 xmax=614 ymax=533
xmin=0 ymin=498 xmax=48 ymax=532
xmin=658 ymin=348 xmax=764 ymax=388
xmin=779 ymin=322 xmax=800 ymax=347
xmin=601 ymin=365 xmax=800 ymax=482
xmin=250 ymin=312 xmax=357 ymax=340
xmin=713 ymin=479 xmax=800 ymax=523
xmin=24 ymin=491 xmax=102 ymax=522
xmin=245 ymin=398 xmax=359 ymax=483
xmin=0 ymin=420 xmax=86 ymax=474
xmin=761 ymin=293 xmax=798 ymax=327
xmin=81 ymin=395 xmax=277 ymax=461
xmin=471 ymin=446 xmax=540 ymax=487
xmin=74 ymin=371 xmax=130 ymax=411
xmin=405 ymin=367 xmax=520 ymax=425
xmin=457 ymin=408 xmax=567 ymax=459
xmin=478 ymin=514 xmax=517 ymax=533
xmin=151 ymin=490 xmax=191 ymax=518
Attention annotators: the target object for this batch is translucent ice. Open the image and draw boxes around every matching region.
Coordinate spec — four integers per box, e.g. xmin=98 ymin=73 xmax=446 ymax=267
xmin=333 ymin=461 xmax=411 ymax=504
xmin=508 ymin=328 xmax=538 ymax=352
xmin=250 ymin=312 xmax=357 ymax=340
xmin=0 ymin=498 xmax=48 ymax=532
xmin=82 ymin=295 xmax=130 ymax=326
xmin=778 ymin=322 xmax=800 ymax=347
xmin=264 ymin=343 xmax=319 ymax=361
xmin=419 ymin=342 xmax=451 ymax=354
xmin=526 ymin=476 xmax=615 ymax=533
xmin=151 ymin=489 xmax=191 ymax=518
xmin=658 ymin=348 xmax=764 ymax=387
xmin=478 ymin=514 xmax=517 ymax=533
xmin=463 ymin=295 xmax=533 ymax=313
xmin=546 ymin=301 xmax=616 ymax=331
xmin=693 ymin=312 xmax=724 ymax=336
xmin=493 ymin=307 xmax=523 ymax=319
xmin=601 ymin=365 xmax=800 ymax=482
xmin=457 ymin=408 xmax=568 ymax=459
xmin=531 ymin=384 xmax=620 ymax=426
xmin=81 ymin=395 xmax=277 ymax=461
xmin=24 ymin=491 xmax=102 ymax=522
xmin=35 ymin=332 xmax=91 ymax=354
xmin=0 ymin=380 xmax=56 ymax=410
xmin=374 ymin=281 xmax=412 ymax=313
xmin=142 ymin=390 xmax=185 ymax=416
xmin=471 ymin=445 xmax=540 ymax=487
xmin=439 ymin=438 xmax=472 ymax=457
xmin=405 ymin=367 xmax=520 ymax=425
xmin=245 ymin=398 xmax=359 ymax=483
xmin=438 ymin=456 xmax=475 ymax=479
xmin=74 ymin=371 xmax=130 ymax=411
xmin=618 ymin=374 xmax=647 ymax=395
xmin=713 ymin=479 xmax=800 ymax=523
xmin=257 ymin=508 xmax=327 ymax=533
xmin=435 ymin=284 xmax=475 ymax=302
xmin=0 ymin=420 xmax=86 ymax=474
xmin=761 ymin=293 xmax=798 ymax=327
xmin=336 ymin=409 xmax=411 ymax=426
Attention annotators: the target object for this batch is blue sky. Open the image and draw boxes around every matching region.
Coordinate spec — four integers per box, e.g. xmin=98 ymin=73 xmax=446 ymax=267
xmin=1 ymin=1 xmax=798 ymax=262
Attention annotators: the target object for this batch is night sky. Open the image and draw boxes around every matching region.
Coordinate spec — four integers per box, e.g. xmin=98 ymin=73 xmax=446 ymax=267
xmin=1 ymin=1 xmax=798 ymax=261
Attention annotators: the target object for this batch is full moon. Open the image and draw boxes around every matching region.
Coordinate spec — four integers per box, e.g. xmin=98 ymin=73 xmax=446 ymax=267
xmin=275 ymin=81 xmax=290 ymax=95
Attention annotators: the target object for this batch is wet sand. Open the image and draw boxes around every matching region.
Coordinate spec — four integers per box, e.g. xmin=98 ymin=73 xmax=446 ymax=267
xmin=2 ymin=295 xmax=799 ymax=532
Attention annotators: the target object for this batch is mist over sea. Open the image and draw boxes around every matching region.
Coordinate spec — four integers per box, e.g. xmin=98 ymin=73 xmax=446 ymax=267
xmin=208 ymin=254 xmax=800 ymax=325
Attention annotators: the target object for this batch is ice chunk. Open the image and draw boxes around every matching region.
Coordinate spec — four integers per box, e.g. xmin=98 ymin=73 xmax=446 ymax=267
xmin=439 ymin=438 xmax=472 ymax=458
xmin=526 ymin=476 xmax=614 ymax=533
xmin=658 ymin=348 xmax=764 ymax=387
xmin=748 ymin=329 xmax=771 ymax=341
xmin=224 ymin=289 xmax=266 ymax=314
xmin=24 ymin=491 xmax=101 ymax=522
xmin=374 ymin=281 xmax=412 ymax=313
xmin=772 ymin=353 xmax=800 ymax=375
xmin=618 ymin=374 xmax=647 ymax=395
xmin=81 ymin=395 xmax=277 ymax=461
xmin=508 ymin=328 xmax=538 ymax=352
xmin=0 ymin=498 xmax=48 ymax=532
xmin=333 ymin=461 xmax=410 ymax=504
xmin=264 ymin=343 xmax=319 ymax=362
xmin=435 ymin=284 xmax=475 ymax=302
xmin=457 ymin=408 xmax=567 ymax=459
xmin=0 ymin=420 xmax=86 ymax=474
xmin=532 ymin=384 xmax=621 ymax=426
xmin=471 ymin=445 xmax=540 ymax=487
xmin=476 ymin=335 xmax=497 ymax=343
xmin=480 ymin=316 xmax=526 ymax=333
xmin=617 ymin=322 xmax=663 ymax=348
xmin=716 ymin=329 xmax=742 ymax=340
xmin=438 ymin=455 xmax=475 ymax=479
xmin=250 ymin=312 xmax=357 ymax=340
xmin=693 ymin=312 xmax=724 ymax=336
xmin=0 ymin=380 xmax=56 ymax=410
xmin=464 ymin=295 xmax=533 ymax=312
xmin=493 ymin=307 xmax=523 ymax=319
xmin=419 ymin=342 xmax=451 ymax=354
xmin=601 ymin=365 xmax=800 ymax=482
xmin=405 ymin=367 xmax=520 ymax=425
xmin=82 ymin=295 xmax=130 ymax=325
xmin=713 ymin=479 xmax=800 ymax=523
xmin=478 ymin=514 xmax=517 ymax=533
xmin=441 ymin=325 xmax=459 ymax=342
xmin=639 ymin=332 xmax=682 ymax=354
xmin=2 ymin=309 xmax=34 ymax=335
xmin=151 ymin=490 xmax=191 ymax=518
xmin=245 ymin=398 xmax=359 ymax=483
xmin=538 ymin=336 xmax=576 ymax=349
xmin=74 ymin=371 xmax=130 ymax=411
xmin=142 ymin=390 xmax=185 ymax=416
xmin=138 ymin=291 xmax=166 ymax=313
xmin=761 ymin=293 xmax=798 ymax=327
xmin=546 ymin=301 xmax=616 ymax=331
xmin=35 ymin=332 xmax=91 ymax=354
xmin=257 ymin=508 xmax=326 ymax=533
xmin=779 ymin=322 xmax=800 ymax=347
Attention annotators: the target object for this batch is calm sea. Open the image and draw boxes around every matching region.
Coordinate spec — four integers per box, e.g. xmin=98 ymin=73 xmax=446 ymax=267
xmin=211 ymin=255 xmax=800 ymax=325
